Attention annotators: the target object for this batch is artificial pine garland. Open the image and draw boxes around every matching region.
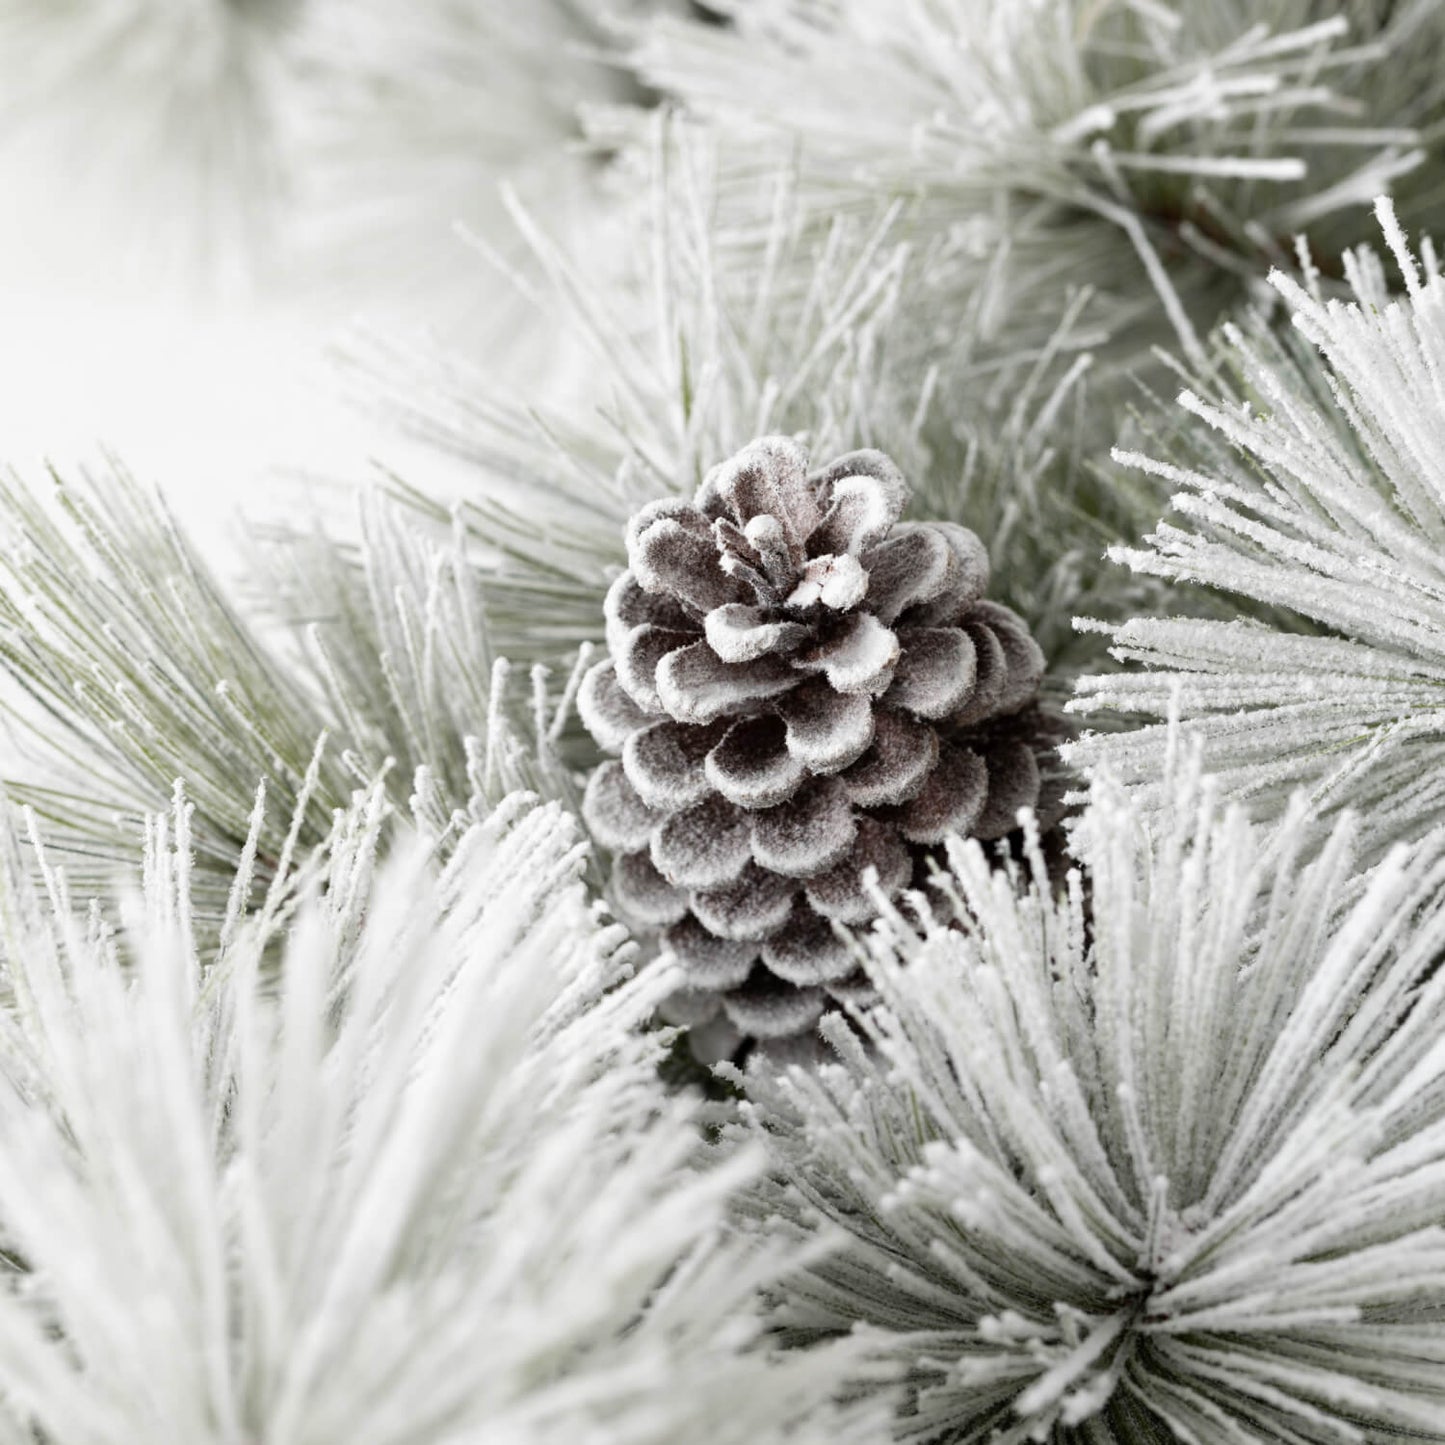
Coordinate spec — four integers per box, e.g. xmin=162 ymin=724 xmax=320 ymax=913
xmin=1 ymin=4 xmax=1445 ymax=1443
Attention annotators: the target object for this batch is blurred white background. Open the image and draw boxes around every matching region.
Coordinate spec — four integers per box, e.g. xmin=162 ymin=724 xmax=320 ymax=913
xmin=0 ymin=0 xmax=636 ymax=573
xmin=0 ymin=275 xmax=365 ymax=567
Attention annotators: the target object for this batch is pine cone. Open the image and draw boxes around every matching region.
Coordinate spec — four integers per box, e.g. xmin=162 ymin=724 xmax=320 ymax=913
xmin=579 ymin=436 xmax=1053 ymax=1042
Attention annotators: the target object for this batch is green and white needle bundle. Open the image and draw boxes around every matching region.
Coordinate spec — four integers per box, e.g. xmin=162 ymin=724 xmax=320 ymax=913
xmin=735 ymin=755 xmax=1445 ymax=1439
xmin=0 ymin=784 xmax=890 ymax=1444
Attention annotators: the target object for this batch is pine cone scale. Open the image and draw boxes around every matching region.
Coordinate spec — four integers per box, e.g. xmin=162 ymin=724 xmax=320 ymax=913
xmin=664 ymin=917 xmax=758 ymax=991
xmin=892 ymin=744 xmax=989 ymax=845
xmin=808 ymin=457 xmax=906 ymax=555
xmin=605 ymin=571 xmax=692 ymax=646
xmin=749 ymin=776 xmax=857 ymax=879
xmin=838 ymin=710 xmax=938 ymax=807
xmin=860 ymin=524 xmax=955 ymax=622
xmin=886 ymin=627 xmax=978 ymax=718
xmin=711 ymin=437 xmax=822 ymax=546
xmin=691 ymin=863 xmax=796 ymax=941
xmin=616 ymin=624 xmax=692 ymax=713
xmin=952 ymin=622 xmax=1009 ymax=725
xmin=612 ymin=850 xmax=688 ymax=927
xmin=971 ymin=601 xmax=1046 ymax=713
xmin=705 ymin=714 xmax=806 ymax=808
xmin=622 ymin=720 xmax=722 ymax=810
xmin=703 ymin=603 xmax=808 ymax=662
xmin=776 ymin=680 xmax=875 ymax=773
xmin=581 ymin=760 xmax=659 ymax=852
xmin=578 ymin=660 xmax=651 ymax=752
xmin=793 ymin=611 xmax=900 ymax=695
xmin=804 ymin=818 xmax=911 ymax=923
xmin=632 ymin=516 xmax=748 ymax=613
xmin=655 ymin=641 xmax=797 ymax=724
xmin=722 ymin=967 xmax=826 ymax=1040
xmin=972 ymin=742 xmax=1043 ymax=841
xmin=652 ymin=795 xmax=751 ymax=889
xmin=761 ymin=906 xmax=855 ymax=985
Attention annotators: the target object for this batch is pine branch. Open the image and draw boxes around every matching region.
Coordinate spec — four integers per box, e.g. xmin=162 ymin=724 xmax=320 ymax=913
xmin=259 ymin=492 xmax=591 ymax=879
xmin=295 ymin=119 xmax=1170 ymax=709
xmin=0 ymin=460 xmax=345 ymax=913
xmin=732 ymin=751 xmax=1445 ymax=1440
xmin=0 ymin=783 xmax=893 ymax=1443
xmin=613 ymin=0 xmax=1445 ymax=384
xmin=0 ymin=462 xmax=574 ymax=921
xmin=282 ymin=123 xmax=928 ymax=664
xmin=1070 ymin=200 xmax=1445 ymax=854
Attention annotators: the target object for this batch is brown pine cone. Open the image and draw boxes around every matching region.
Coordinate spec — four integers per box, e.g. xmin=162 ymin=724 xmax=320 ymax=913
xmin=578 ymin=436 xmax=1054 ymax=1042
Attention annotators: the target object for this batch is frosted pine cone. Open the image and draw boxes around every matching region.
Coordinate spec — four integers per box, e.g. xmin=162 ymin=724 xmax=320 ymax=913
xmin=579 ymin=437 xmax=1051 ymax=1042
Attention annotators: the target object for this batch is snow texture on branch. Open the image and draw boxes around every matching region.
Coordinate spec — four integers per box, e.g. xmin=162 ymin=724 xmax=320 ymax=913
xmin=621 ymin=0 xmax=1445 ymax=382
xmin=319 ymin=119 xmax=1135 ymax=693
xmin=734 ymin=754 xmax=1445 ymax=1440
xmin=1071 ymin=199 xmax=1445 ymax=855
xmin=0 ymin=784 xmax=892 ymax=1444
xmin=325 ymin=123 xmax=931 ymax=674
xmin=0 ymin=465 xmax=574 ymax=927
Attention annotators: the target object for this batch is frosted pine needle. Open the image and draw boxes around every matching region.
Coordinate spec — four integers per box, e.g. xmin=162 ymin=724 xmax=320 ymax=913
xmin=621 ymin=1 xmax=1442 ymax=379
xmin=0 ymin=464 xmax=573 ymax=922
xmin=0 ymin=785 xmax=891 ymax=1445
xmin=318 ymin=119 xmax=1140 ymax=689
xmin=251 ymin=490 xmax=583 ymax=839
xmin=735 ymin=757 xmax=1445 ymax=1440
xmin=1071 ymin=200 xmax=1445 ymax=854
xmin=324 ymin=123 xmax=927 ymax=676
xmin=0 ymin=460 xmax=343 ymax=911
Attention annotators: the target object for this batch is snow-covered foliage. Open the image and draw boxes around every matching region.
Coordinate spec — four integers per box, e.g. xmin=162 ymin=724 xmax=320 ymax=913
xmin=736 ymin=757 xmax=1445 ymax=1440
xmin=318 ymin=121 xmax=1143 ymax=691
xmin=1072 ymin=201 xmax=1445 ymax=854
xmin=321 ymin=127 xmax=932 ymax=670
xmin=0 ymin=465 xmax=571 ymax=922
xmin=11 ymin=8 xmax=1445 ymax=1442
xmin=622 ymin=1 xmax=1444 ymax=380
xmin=0 ymin=784 xmax=891 ymax=1444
